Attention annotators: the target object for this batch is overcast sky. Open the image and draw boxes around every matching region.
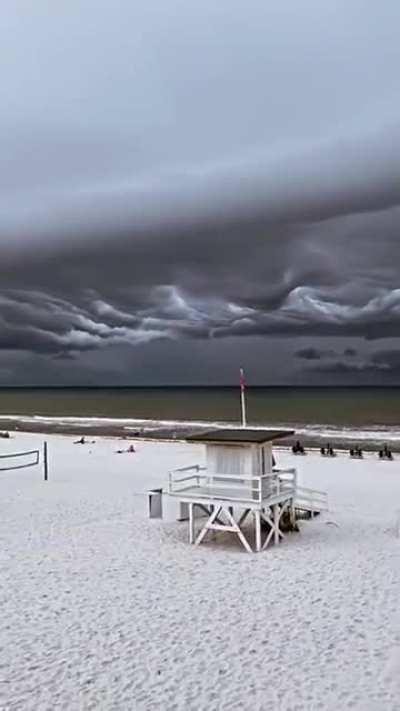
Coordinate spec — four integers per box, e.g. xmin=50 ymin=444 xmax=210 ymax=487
xmin=1 ymin=1 xmax=400 ymax=385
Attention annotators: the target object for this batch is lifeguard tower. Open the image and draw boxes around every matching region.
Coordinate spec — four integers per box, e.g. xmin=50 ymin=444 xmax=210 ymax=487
xmin=167 ymin=428 xmax=297 ymax=553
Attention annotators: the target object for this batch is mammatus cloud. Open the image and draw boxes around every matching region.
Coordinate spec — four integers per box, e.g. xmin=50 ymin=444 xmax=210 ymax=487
xmin=2 ymin=194 xmax=400 ymax=383
xmin=3 ymin=279 xmax=400 ymax=361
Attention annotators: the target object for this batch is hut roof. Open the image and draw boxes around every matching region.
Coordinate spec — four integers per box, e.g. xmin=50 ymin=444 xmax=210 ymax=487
xmin=186 ymin=428 xmax=294 ymax=444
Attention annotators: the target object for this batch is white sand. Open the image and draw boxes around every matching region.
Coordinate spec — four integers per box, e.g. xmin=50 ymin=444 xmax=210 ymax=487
xmin=1 ymin=433 xmax=400 ymax=710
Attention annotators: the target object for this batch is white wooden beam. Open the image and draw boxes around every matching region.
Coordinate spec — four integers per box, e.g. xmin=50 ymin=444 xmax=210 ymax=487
xmin=254 ymin=510 xmax=261 ymax=553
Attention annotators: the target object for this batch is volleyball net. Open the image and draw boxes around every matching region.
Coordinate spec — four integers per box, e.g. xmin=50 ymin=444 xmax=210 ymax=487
xmin=0 ymin=443 xmax=48 ymax=479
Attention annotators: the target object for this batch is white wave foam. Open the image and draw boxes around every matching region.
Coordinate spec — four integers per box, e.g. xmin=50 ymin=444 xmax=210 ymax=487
xmin=294 ymin=425 xmax=400 ymax=442
xmin=1 ymin=414 xmax=399 ymax=442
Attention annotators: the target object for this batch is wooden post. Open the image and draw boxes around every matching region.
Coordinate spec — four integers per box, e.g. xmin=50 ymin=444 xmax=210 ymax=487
xmin=254 ymin=510 xmax=261 ymax=553
xmin=240 ymin=368 xmax=247 ymax=427
xmin=189 ymin=503 xmax=195 ymax=544
xmin=292 ymin=468 xmax=297 ymax=525
xmin=43 ymin=441 xmax=48 ymax=481
xmin=290 ymin=498 xmax=296 ymax=530
xmin=274 ymin=504 xmax=279 ymax=545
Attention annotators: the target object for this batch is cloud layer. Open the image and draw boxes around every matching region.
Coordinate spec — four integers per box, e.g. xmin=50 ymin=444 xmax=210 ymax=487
xmin=1 ymin=1 xmax=400 ymax=383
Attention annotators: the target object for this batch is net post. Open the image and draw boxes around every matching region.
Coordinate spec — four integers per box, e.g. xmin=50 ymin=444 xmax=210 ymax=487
xmin=43 ymin=441 xmax=48 ymax=481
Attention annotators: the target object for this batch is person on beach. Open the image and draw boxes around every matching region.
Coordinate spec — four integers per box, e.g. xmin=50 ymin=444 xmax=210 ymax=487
xmin=379 ymin=444 xmax=393 ymax=460
xmin=321 ymin=443 xmax=335 ymax=456
xmin=73 ymin=436 xmax=95 ymax=444
xmin=292 ymin=440 xmax=305 ymax=454
xmin=115 ymin=444 xmax=136 ymax=454
xmin=74 ymin=436 xmax=96 ymax=444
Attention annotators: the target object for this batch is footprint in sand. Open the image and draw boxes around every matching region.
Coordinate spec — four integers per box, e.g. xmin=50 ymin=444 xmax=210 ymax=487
xmin=382 ymin=645 xmax=400 ymax=696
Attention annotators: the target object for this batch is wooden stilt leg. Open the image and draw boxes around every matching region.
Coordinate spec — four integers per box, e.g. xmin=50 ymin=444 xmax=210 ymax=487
xmin=254 ymin=510 xmax=261 ymax=553
xmin=238 ymin=508 xmax=250 ymax=527
xmin=290 ymin=499 xmax=296 ymax=529
xmin=224 ymin=508 xmax=253 ymax=553
xmin=189 ymin=502 xmax=194 ymax=544
xmin=185 ymin=497 xmax=292 ymax=552
xmin=195 ymin=506 xmax=221 ymax=547
xmin=260 ymin=509 xmax=274 ymax=550
xmin=274 ymin=504 xmax=280 ymax=546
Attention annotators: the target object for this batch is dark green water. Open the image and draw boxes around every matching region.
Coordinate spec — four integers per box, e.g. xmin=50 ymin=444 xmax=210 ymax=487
xmin=0 ymin=387 xmax=399 ymax=428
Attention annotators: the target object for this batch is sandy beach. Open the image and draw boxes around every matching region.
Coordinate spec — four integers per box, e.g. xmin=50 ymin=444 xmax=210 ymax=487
xmin=1 ymin=431 xmax=400 ymax=710
xmin=3 ymin=412 xmax=400 ymax=455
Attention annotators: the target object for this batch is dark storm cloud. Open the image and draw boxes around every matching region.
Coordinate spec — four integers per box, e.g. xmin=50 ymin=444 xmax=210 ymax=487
xmin=295 ymin=347 xmax=358 ymax=361
xmin=301 ymin=349 xmax=400 ymax=379
xmin=2 ymin=1 xmax=400 ymax=382
xmin=372 ymin=350 xmax=400 ymax=369
xmin=312 ymin=361 xmax=380 ymax=375
xmin=295 ymin=348 xmax=334 ymax=361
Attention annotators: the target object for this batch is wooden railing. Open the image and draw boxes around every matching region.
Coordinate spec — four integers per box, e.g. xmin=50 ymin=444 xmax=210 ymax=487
xmin=168 ymin=465 xmax=328 ymax=513
xmin=168 ymin=465 xmax=297 ymax=504
xmin=295 ymin=486 xmax=329 ymax=514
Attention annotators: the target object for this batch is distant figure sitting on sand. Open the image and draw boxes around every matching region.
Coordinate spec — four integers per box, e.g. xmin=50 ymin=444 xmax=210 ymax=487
xmin=0 ymin=431 xmax=10 ymax=438
xmin=379 ymin=444 xmax=393 ymax=460
xmin=115 ymin=444 xmax=136 ymax=454
xmin=321 ymin=443 xmax=335 ymax=457
xmin=292 ymin=440 xmax=305 ymax=455
xmin=73 ymin=436 xmax=95 ymax=445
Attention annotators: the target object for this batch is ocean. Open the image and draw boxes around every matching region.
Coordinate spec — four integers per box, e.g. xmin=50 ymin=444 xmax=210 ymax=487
xmin=0 ymin=386 xmax=400 ymax=449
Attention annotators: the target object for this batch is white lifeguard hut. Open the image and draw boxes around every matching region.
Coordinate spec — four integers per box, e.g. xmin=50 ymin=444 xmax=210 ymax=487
xmin=167 ymin=428 xmax=298 ymax=553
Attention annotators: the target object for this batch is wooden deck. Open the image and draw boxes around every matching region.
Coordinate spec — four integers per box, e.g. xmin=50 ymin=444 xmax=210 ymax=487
xmin=167 ymin=465 xmax=298 ymax=552
xmin=169 ymin=484 xmax=294 ymax=509
xmin=165 ymin=465 xmax=328 ymax=553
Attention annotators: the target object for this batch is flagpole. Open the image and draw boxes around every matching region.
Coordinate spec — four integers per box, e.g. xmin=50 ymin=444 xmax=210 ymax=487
xmin=240 ymin=367 xmax=247 ymax=427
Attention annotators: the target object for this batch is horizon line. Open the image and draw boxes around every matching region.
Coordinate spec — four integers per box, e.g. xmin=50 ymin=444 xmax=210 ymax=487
xmin=0 ymin=384 xmax=399 ymax=390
